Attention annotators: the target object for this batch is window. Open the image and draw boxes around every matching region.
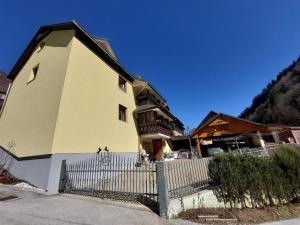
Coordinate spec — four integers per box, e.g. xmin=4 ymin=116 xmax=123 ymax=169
xmin=37 ymin=42 xmax=45 ymax=52
xmin=119 ymin=76 xmax=126 ymax=92
xmin=27 ymin=64 xmax=39 ymax=84
xmin=119 ymin=104 xmax=127 ymax=122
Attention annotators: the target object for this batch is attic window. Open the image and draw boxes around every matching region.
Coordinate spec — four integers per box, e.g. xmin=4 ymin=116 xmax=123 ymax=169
xmin=27 ymin=64 xmax=39 ymax=84
xmin=37 ymin=42 xmax=45 ymax=52
xmin=119 ymin=76 xmax=126 ymax=92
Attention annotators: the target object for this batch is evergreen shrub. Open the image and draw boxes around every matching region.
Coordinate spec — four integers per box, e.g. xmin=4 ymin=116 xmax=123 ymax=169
xmin=208 ymin=145 xmax=300 ymax=208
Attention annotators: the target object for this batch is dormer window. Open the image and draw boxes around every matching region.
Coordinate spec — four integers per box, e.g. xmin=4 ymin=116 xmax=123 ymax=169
xmin=27 ymin=64 xmax=39 ymax=84
xmin=119 ymin=76 xmax=126 ymax=92
xmin=37 ymin=42 xmax=45 ymax=52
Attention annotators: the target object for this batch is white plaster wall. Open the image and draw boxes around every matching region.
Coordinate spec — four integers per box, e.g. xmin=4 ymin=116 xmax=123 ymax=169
xmin=168 ymin=190 xmax=229 ymax=218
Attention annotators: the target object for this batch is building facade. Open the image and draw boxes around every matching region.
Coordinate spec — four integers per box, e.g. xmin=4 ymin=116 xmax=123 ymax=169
xmin=0 ymin=21 xmax=183 ymax=192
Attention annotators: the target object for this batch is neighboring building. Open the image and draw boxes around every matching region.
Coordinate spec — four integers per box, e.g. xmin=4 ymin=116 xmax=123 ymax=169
xmin=191 ymin=111 xmax=299 ymax=156
xmin=275 ymin=126 xmax=300 ymax=144
xmin=0 ymin=71 xmax=11 ymax=110
xmin=0 ymin=21 xmax=183 ymax=192
xmin=133 ymin=77 xmax=184 ymax=160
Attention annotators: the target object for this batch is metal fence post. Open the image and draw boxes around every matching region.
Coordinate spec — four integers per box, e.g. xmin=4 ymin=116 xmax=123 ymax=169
xmin=58 ymin=160 xmax=66 ymax=192
xmin=156 ymin=161 xmax=169 ymax=218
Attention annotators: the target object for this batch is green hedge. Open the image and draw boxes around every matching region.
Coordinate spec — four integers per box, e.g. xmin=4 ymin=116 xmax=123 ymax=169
xmin=208 ymin=145 xmax=300 ymax=208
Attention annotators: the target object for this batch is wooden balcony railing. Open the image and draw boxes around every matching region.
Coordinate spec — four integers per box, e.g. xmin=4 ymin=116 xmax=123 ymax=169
xmin=172 ymin=125 xmax=184 ymax=134
xmin=137 ymin=94 xmax=169 ymax=110
xmin=139 ymin=121 xmax=172 ymax=137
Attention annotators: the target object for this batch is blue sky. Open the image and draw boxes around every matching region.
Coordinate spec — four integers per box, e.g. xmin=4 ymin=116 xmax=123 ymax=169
xmin=1 ymin=1 xmax=300 ymax=128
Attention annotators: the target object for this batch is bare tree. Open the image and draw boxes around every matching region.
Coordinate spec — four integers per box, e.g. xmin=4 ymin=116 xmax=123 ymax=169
xmin=0 ymin=140 xmax=16 ymax=175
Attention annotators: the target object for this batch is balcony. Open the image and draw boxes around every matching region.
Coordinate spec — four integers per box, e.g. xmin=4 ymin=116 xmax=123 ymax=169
xmin=139 ymin=121 xmax=172 ymax=138
xmin=137 ymin=93 xmax=169 ymax=110
xmin=172 ymin=125 xmax=184 ymax=136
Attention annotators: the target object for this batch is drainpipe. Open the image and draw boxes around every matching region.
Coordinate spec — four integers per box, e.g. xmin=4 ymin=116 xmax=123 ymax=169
xmin=133 ymin=111 xmax=141 ymax=162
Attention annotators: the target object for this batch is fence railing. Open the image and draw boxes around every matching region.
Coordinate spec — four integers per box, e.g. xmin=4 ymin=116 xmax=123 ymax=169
xmin=240 ymin=144 xmax=300 ymax=156
xmin=58 ymin=145 xmax=300 ymax=217
xmin=61 ymin=152 xmax=157 ymax=206
xmin=241 ymin=147 xmax=269 ymax=156
xmin=165 ymin=158 xmax=211 ymax=199
xmin=59 ymin=153 xmax=212 ymax=217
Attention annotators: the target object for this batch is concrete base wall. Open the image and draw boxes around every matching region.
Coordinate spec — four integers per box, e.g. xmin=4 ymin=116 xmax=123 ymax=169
xmin=167 ymin=189 xmax=259 ymax=218
xmin=0 ymin=148 xmax=138 ymax=194
xmin=1 ymin=151 xmax=52 ymax=189
xmin=168 ymin=189 xmax=228 ymax=218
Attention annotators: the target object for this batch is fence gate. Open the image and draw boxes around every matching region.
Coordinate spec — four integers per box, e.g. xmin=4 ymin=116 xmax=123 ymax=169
xmin=60 ymin=152 xmax=158 ymax=209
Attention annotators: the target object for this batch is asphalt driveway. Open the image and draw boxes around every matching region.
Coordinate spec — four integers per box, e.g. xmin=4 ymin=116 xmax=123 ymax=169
xmin=0 ymin=184 xmax=170 ymax=225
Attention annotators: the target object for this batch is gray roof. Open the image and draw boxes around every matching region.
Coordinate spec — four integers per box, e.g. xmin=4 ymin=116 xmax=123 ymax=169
xmin=93 ymin=37 xmax=117 ymax=61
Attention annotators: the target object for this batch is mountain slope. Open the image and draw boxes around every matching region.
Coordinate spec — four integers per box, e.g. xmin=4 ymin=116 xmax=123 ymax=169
xmin=240 ymin=56 xmax=300 ymax=126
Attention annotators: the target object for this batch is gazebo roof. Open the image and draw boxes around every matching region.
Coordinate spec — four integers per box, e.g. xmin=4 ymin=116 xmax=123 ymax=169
xmin=191 ymin=111 xmax=281 ymax=139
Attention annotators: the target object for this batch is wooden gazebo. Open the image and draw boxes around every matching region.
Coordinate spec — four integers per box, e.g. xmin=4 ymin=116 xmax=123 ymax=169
xmin=191 ymin=111 xmax=282 ymax=155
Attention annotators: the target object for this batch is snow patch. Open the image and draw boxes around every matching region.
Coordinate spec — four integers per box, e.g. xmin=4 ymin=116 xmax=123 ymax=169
xmin=14 ymin=182 xmax=45 ymax=193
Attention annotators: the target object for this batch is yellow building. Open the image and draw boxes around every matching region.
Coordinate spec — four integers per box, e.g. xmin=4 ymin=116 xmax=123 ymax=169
xmin=0 ymin=21 xmax=183 ymax=192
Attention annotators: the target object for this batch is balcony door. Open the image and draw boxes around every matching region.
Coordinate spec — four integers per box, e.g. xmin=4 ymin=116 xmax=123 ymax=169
xmin=152 ymin=139 xmax=163 ymax=161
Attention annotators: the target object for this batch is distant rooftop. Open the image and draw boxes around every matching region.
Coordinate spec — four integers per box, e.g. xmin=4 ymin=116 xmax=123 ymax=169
xmin=0 ymin=71 xmax=10 ymax=93
xmin=93 ymin=37 xmax=117 ymax=61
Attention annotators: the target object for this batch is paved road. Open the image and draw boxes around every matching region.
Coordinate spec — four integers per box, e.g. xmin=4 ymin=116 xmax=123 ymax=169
xmin=0 ymin=184 xmax=171 ymax=225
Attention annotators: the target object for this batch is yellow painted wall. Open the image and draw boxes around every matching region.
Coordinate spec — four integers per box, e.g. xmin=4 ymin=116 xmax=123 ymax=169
xmin=139 ymin=138 xmax=172 ymax=155
xmin=0 ymin=30 xmax=74 ymax=157
xmin=163 ymin=140 xmax=172 ymax=153
xmin=51 ymin=36 xmax=139 ymax=153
